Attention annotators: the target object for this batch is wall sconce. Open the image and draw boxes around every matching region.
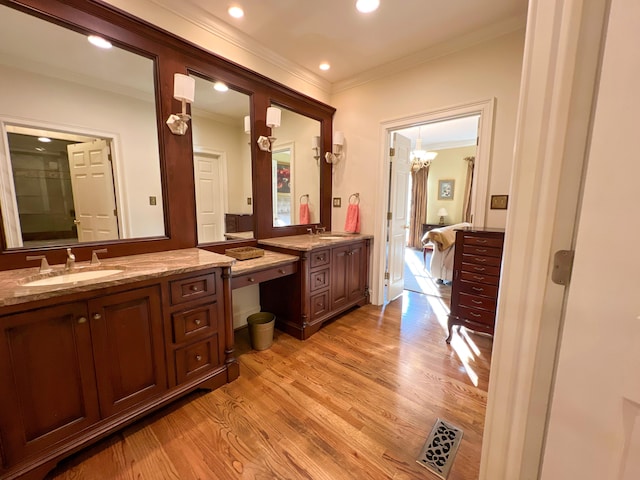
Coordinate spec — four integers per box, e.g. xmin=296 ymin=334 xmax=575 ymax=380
xmin=325 ymin=131 xmax=344 ymax=164
xmin=257 ymin=106 xmax=281 ymax=152
xmin=312 ymin=135 xmax=320 ymax=164
xmin=166 ymin=73 xmax=195 ymax=135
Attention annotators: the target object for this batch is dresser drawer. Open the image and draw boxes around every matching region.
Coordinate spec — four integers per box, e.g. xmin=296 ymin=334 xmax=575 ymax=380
xmin=310 ymin=290 xmax=330 ymax=320
xmin=310 ymin=249 xmax=330 ymax=268
xmin=231 ymin=263 xmax=297 ymax=290
xmin=461 ymin=254 xmax=502 ymax=268
xmin=462 ymin=235 xmax=504 ymax=248
xmin=460 ymin=262 xmax=501 ymax=277
xmin=459 ymin=280 xmax=498 ymax=298
xmin=459 ymin=292 xmax=497 ymax=312
xmin=463 ymin=245 xmax=502 ymax=257
xmin=310 ymin=268 xmax=330 ymax=292
xmin=460 ymin=271 xmax=500 ymax=286
xmin=169 ymin=273 xmax=216 ymax=305
xmin=175 ymin=336 xmax=220 ymax=384
xmin=172 ymin=303 xmax=218 ymax=344
xmin=457 ymin=305 xmax=496 ymax=327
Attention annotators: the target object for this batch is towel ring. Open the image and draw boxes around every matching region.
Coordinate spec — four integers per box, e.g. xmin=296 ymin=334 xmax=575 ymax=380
xmin=349 ymin=193 xmax=360 ymax=205
xmin=300 ymin=194 xmax=309 ymax=204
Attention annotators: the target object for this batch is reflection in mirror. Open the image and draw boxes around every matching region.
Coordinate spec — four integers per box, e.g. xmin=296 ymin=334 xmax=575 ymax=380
xmin=190 ymin=76 xmax=253 ymax=243
xmin=271 ymin=106 xmax=321 ymax=227
xmin=0 ymin=4 xmax=164 ymax=249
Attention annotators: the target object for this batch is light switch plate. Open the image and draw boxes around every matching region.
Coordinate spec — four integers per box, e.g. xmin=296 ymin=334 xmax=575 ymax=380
xmin=333 ymin=197 xmax=342 ymax=207
xmin=149 ymin=196 xmax=156 ymax=206
xmin=247 ymin=197 xmax=252 ymax=205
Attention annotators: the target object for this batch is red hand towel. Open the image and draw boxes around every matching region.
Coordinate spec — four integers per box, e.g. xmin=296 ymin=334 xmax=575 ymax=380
xmin=344 ymin=204 xmax=360 ymax=233
xmin=300 ymin=203 xmax=310 ymax=224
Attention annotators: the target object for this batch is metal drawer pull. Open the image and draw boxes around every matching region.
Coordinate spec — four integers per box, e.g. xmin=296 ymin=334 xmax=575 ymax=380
xmin=469 ymin=312 xmax=481 ymax=317
xmin=473 ymin=276 xmax=485 ymax=281
xmin=78 ymin=317 xmax=87 ymax=324
xmin=473 ymin=267 xmax=486 ymax=272
xmin=316 ymin=256 xmax=323 ymax=261
xmin=278 ymin=269 xmax=286 ymax=274
xmin=471 ymin=299 xmax=483 ymax=304
xmin=476 ymin=239 xmax=488 ymax=243
xmin=190 ymin=285 xmax=200 ymax=291
xmin=248 ymin=277 xmax=255 ymax=282
xmin=93 ymin=313 xmax=102 ymax=320
xmin=194 ymin=318 xmax=202 ymax=326
xmin=317 ymin=276 xmax=323 ymax=282
xmin=476 ymin=248 xmax=487 ymax=253
xmin=195 ymin=354 xmax=202 ymax=362
xmin=472 ymin=287 xmax=484 ymax=292
xmin=475 ymin=258 xmax=487 ymax=262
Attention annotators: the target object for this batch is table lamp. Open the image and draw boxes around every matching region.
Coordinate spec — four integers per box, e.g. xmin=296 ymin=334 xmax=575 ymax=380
xmin=437 ymin=208 xmax=449 ymax=225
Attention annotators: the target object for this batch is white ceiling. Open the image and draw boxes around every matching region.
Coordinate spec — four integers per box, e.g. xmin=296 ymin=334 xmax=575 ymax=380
xmin=151 ymin=0 xmax=528 ymax=85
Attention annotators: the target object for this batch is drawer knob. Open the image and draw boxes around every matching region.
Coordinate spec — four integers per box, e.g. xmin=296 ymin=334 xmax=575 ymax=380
xmin=92 ymin=313 xmax=102 ymax=320
xmin=316 ymin=256 xmax=323 ymax=261
xmin=77 ymin=316 xmax=87 ymax=324
xmin=278 ymin=269 xmax=286 ymax=274
xmin=190 ymin=285 xmax=200 ymax=292
xmin=248 ymin=277 xmax=255 ymax=283
xmin=195 ymin=354 xmax=202 ymax=362
xmin=194 ymin=318 xmax=202 ymax=326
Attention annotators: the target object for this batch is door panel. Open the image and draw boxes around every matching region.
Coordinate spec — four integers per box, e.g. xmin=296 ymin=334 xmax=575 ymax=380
xmin=194 ymin=153 xmax=225 ymax=243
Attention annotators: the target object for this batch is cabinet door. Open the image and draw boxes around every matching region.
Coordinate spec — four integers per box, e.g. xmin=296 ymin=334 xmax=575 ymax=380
xmin=0 ymin=302 xmax=100 ymax=464
xmin=330 ymin=245 xmax=350 ymax=310
xmin=89 ymin=286 xmax=166 ymax=417
xmin=346 ymin=242 xmax=366 ymax=303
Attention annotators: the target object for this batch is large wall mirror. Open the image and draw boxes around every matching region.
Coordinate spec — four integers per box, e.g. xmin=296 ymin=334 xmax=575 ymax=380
xmin=271 ymin=105 xmax=321 ymax=227
xmin=190 ymin=75 xmax=253 ymax=243
xmin=0 ymin=3 xmax=164 ymax=250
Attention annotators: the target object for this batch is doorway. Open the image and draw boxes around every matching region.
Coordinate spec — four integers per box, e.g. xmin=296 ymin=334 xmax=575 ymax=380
xmin=380 ymin=99 xmax=493 ymax=305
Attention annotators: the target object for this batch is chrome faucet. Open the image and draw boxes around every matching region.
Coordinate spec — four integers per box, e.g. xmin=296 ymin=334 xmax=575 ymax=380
xmin=316 ymin=226 xmax=326 ymax=234
xmin=26 ymin=254 xmax=51 ymax=273
xmin=307 ymin=228 xmax=314 ymax=235
xmin=65 ymin=248 xmax=76 ymax=271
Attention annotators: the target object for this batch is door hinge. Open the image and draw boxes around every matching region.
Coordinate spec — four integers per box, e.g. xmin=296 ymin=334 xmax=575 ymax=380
xmin=384 ymin=272 xmax=390 ymax=280
xmin=552 ymin=250 xmax=574 ymax=285
xmin=113 ymin=208 xmax=117 ymax=217
xmin=389 ymin=147 xmax=395 ymax=157
xmin=387 ymin=212 xmax=392 ymax=220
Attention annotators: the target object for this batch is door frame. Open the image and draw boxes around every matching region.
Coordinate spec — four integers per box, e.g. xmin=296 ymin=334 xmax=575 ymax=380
xmin=0 ymin=117 xmax=127 ymax=246
xmin=373 ymin=98 xmax=495 ymax=306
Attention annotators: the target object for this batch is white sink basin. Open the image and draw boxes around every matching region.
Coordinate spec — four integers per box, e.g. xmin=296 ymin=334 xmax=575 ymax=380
xmin=22 ymin=269 xmax=124 ymax=287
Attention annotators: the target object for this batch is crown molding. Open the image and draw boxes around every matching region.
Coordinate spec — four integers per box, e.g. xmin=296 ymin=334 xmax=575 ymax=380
xmin=331 ymin=14 xmax=527 ymax=95
xmin=146 ymin=0 xmax=332 ymax=95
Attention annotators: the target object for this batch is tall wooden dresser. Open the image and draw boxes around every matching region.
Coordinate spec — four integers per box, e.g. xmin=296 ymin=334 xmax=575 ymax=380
xmin=446 ymin=228 xmax=505 ymax=343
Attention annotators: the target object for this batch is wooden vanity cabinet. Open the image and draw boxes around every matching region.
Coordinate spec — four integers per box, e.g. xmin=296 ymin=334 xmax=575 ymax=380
xmin=0 ymin=267 xmax=233 ymax=480
xmin=261 ymin=238 xmax=371 ymax=340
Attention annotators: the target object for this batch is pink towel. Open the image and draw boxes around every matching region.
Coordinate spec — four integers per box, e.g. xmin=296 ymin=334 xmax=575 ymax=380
xmin=300 ymin=203 xmax=310 ymax=224
xmin=344 ymin=204 xmax=360 ymax=233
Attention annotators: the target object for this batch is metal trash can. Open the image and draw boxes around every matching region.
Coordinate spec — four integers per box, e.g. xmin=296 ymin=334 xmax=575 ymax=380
xmin=247 ymin=312 xmax=275 ymax=351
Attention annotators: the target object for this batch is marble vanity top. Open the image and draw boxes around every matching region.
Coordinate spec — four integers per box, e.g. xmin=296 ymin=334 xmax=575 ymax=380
xmin=258 ymin=232 xmax=373 ymax=252
xmin=231 ymin=250 xmax=299 ymax=275
xmin=0 ymin=248 xmax=234 ymax=307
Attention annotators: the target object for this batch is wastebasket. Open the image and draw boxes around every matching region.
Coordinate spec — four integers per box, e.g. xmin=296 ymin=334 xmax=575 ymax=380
xmin=247 ymin=312 xmax=275 ymax=351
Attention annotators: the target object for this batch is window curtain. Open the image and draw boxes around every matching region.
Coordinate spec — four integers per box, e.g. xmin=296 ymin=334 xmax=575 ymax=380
xmin=409 ymin=164 xmax=429 ymax=248
xmin=462 ymin=156 xmax=475 ymax=223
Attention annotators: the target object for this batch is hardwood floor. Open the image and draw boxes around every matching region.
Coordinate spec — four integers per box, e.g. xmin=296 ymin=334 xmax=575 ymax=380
xmin=48 ymin=291 xmax=492 ymax=480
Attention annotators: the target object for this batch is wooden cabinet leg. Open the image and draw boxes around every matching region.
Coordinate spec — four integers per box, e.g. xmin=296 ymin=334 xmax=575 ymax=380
xmin=446 ymin=315 xmax=455 ymax=344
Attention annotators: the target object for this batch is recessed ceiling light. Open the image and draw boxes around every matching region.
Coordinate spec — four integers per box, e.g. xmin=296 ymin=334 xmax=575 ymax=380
xmin=319 ymin=63 xmax=331 ymax=71
xmin=214 ymin=82 xmax=229 ymax=92
xmin=228 ymin=6 xmax=244 ymax=18
xmin=356 ymin=0 xmax=380 ymax=13
xmin=37 ymin=137 xmax=52 ymax=143
xmin=87 ymin=35 xmax=112 ymax=49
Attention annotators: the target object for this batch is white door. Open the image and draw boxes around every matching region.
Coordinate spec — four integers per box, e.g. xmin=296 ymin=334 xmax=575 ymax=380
xmin=67 ymin=140 xmax=118 ymax=242
xmin=540 ymin=1 xmax=640 ymax=477
xmin=194 ymin=152 xmax=225 ymax=243
xmin=386 ymin=133 xmax=412 ymax=301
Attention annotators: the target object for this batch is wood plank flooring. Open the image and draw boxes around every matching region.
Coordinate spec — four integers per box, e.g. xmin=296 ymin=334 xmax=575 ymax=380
xmin=48 ymin=291 xmax=492 ymax=480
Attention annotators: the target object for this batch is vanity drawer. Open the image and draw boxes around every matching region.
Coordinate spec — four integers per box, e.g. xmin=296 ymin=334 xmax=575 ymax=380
xmin=169 ymin=273 xmax=216 ymax=305
xmin=459 ymin=280 xmax=499 ymax=299
xmin=230 ymin=263 xmax=297 ymax=290
xmin=172 ymin=303 xmax=218 ymax=344
xmin=310 ymin=290 xmax=330 ymax=320
xmin=460 ymin=262 xmax=501 ymax=277
xmin=463 ymin=245 xmax=502 ymax=257
xmin=461 ymin=254 xmax=502 ymax=268
xmin=310 ymin=249 xmax=330 ymax=268
xmin=310 ymin=268 xmax=330 ymax=292
xmin=175 ymin=336 xmax=220 ymax=384
xmin=459 ymin=292 xmax=497 ymax=312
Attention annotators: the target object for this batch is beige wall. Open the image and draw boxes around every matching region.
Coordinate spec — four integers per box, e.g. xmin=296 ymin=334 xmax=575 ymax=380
xmin=426 ymin=146 xmax=477 ymax=225
xmin=329 ymin=29 xmax=524 ymax=234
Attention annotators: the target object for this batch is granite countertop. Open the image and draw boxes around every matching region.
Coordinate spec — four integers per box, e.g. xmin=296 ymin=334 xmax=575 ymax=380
xmin=0 ymin=248 xmax=234 ymax=307
xmin=231 ymin=250 xmax=299 ymax=275
xmin=258 ymin=232 xmax=373 ymax=252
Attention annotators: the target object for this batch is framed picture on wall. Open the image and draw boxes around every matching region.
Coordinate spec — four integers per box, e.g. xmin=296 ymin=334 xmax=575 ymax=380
xmin=438 ymin=179 xmax=455 ymax=200
xmin=276 ymin=163 xmax=290 ymax=193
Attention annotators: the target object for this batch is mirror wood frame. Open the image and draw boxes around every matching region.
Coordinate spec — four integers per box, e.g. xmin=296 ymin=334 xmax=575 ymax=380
xmin=0 ymin=0 xmax=335 ymax=270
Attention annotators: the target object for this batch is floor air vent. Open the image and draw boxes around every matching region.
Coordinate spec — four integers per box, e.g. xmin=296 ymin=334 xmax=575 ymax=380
xmin=416 ymin=418 xmax=463 ymax=479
